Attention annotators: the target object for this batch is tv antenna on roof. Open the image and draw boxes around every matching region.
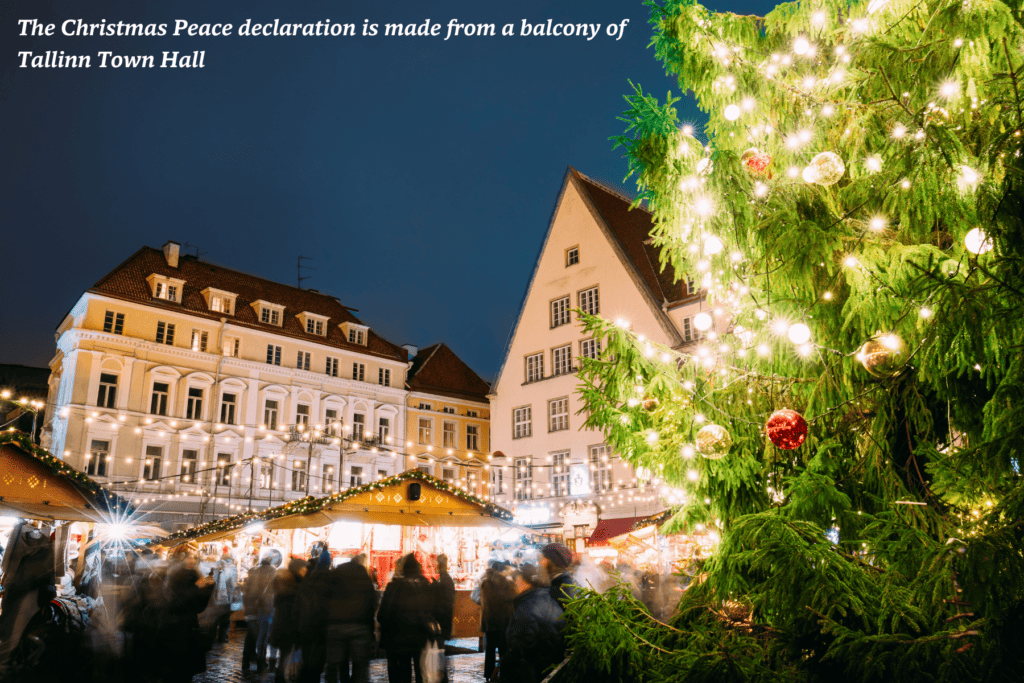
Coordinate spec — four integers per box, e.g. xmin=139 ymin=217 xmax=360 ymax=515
xmin=298 ymin=255 xmax=315 ymax=289
xmin=183 ymin=242 xmax=207 ymax=260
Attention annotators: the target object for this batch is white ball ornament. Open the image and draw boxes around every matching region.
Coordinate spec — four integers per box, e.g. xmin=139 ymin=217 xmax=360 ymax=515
xmin=724 ymin=104 xmax=742 ymax=121
xmin=964 ymin=228 xmax=993 ymax=254
xmin=704 ymin=236 xmax=724 ymax=255
xmin=787 ymin=323 xmax=812 ymax=345
xmin=806 ymin=152 xmax=846 ymax=186
xmin=693 ymin=312 xmax=713 ymax=331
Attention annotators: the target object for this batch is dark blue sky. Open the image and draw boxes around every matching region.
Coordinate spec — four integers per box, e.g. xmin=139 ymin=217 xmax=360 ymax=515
xmin=2 ymin=0 xmax=769 ymax=381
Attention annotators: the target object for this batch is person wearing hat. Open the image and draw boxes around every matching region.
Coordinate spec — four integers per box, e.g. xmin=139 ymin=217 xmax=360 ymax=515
xmin=501 ymin=564 xmax=565 ymax=683
xmin=539 ymin=543 xmax=578 ymax=609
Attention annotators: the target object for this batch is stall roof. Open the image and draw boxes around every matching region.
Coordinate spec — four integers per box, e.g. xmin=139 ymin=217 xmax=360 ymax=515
xmin=158 ymin=469 xmax=517 ymax=547
xmin=588 ymin=516 xmax=649 ymax=547
xmin=0 ymin=431 xmax=132 ymax=522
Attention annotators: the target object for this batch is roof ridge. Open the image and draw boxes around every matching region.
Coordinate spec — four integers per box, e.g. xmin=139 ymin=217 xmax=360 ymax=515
xmin=571 ymin=168 xmax=653 ymax=216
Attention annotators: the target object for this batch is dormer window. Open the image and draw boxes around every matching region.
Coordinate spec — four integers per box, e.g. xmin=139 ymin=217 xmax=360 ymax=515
xmin=252 ymin=300 xmax=285 ymax=327
xmin=299 ymin=312 xmax=329 ymax=336
xmin=342 ymin=322 xmax=369 ymax=346
xmin=146 ymin=274 xmax=187 ymax=303
xmin=202 ymin=287 xmax=237 ymax=315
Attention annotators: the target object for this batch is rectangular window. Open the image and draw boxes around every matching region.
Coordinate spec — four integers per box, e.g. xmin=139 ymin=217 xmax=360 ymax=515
xmin=87 ymin=440 xmax=109 ymax=477
xmin=292 ymin=460 xmax=306 ymax=491
xmin=590 ymin=444 xmax=612 ymax=492
xmin=180 ymin=449 xmax=198 ymax=483
xmin=549 ymin=397 xmax=569 ymax=432
xmin=467 ymin=410 xmax=478 ymax=418
xmin=417 ymin=463 xmax=433 ymax=474
xmin=185 ymin=387 xmax=203 ymax=420
xmin=578 ymin=287 xmax=600 ymax=316
xmin=418 ymin=403 xmax=432 ymax=411
xmin=682 ymin=316 xmax=706 ymax=343
xmin=566 ymin=246 xmax=579 ymax=267
xmin=150 ymin=382 xmax=169 ymax=416
xmin=525 ymin=353 xmax=544 ymax=383
xmin=166 ymin=285 xmax=178 ymax=302
xmin=155 ymin=321 xmax=175 ymax=345
xmin=306 ymin=318 xmax=324 ymax=335
xmin=220 ymin=393 xmax=237 ymax=425
xmin=378 ymin=417 xmax=390 ymax=443
xmin=103 ymin=311 xmax=125 ymax=335
xmin=215 ymin=454 xmax=231 ymax=486
xmin=264 ymin=400 xmax=279 ymax=430
xmin=552 ymin=345 xmax=573 ymax=376
xmin=325 ymin=409 xmax=339 ymax=435
xmin=348 ymin=328 xmax=365 ymax=345
xmin=513 ymin=406 xmax=532 ymax=439
xmin=260 ymin=463 xmax=274 ymax=489
xmin=353 ymin=413 xmax=366 ymax=439
xmin=514 ymin=458 xmax=533 ymax=500
xmin=296 ymin=404 xmax=311 ymax=427
xmin=551 ymin=295 xmax=571 ymax=328
xmin=190 ymin=329 xmax=208 ymax=353
xmin=442 ymin=467 xmax=456 ymax=483
xmin=378 ymin=368 xmax=390 ymax=387
xmin=442 ymin=406 xmax=455 ymax=414
xmin=418 ymin=418 xmax=432 ymax=445
xmin=97 ymin=373 xmax=118 ymax=409
xmin=443 ymin=422 xmax=457 ymax=449
xmin=325 ymin=466 xmax=335 ymax=492
xmin=352 ymin=363 xmax=365 ymax=382
xmin=144 ymin=445 xmax=163 ymax=480
xmin=350 ymin=466 xmax=364 ymax=488
xmin=552 ymin=451 xmax=570 ymax=497
xmin=491 ymin=468 xmax=504 ymax=494
xmin=297 ymin=351 xmax=311 ymax=371
xmin=686 ymin=277 xmax=696 ymax=297
xmin=466 ymin=425 xmax=479 ymax=451
xmin=580 ymin=338 xmax=601 ymax=360
xmin=267 ymin=344 xmax=282 ymax=365
xmin=224 ymin=337 xmax=240 ymax=357
xmin=377 ymin=469 xmax=388 ymax=480
xmin=261 ymin=308 xmax=281 ymax=325
xmin=211 ymin=295 xmax=231 ymax=314
xmin=326 ymin=357 xmax=339 ymax=377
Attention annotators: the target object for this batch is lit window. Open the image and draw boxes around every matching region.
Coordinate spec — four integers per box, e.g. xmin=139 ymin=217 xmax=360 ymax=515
xmin=418 ymin=418 xmax=432 ymax=445
xmin=224 ymin=337 xmax=240 ymax=357
xmin=443 ymin=422 xmax=457 ymax=449
xmin=191 ymin=329 xmax=208 ymax=353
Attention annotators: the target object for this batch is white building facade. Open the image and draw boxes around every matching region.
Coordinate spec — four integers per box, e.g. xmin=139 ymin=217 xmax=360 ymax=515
xmin=489 ymin=169 xmax=716 ymax=545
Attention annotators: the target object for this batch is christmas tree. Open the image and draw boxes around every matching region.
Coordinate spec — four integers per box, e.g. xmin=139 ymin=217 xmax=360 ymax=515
xmin=561 ymin=0 xmax=1024 ymax=681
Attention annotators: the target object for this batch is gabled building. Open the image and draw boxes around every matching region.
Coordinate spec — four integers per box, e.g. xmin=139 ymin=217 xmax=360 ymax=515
xmin=43 ymin=241 xmax=411 ymax=528
xmin=402 ymin=343 xmax=491 ymax=498
xmin=489 ymin=168 xmax=717 ymax=546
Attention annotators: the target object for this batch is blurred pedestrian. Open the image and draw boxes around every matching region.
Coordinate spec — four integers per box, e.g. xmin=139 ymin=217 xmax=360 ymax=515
xmin=270 ymin=558 xmax=308 ymax=683
xmin=539 ymin=543 xmax=578 ymax=609
xmin=211 ymin=548 xmax=238 ymax=642
xmin=321 ymin=556 xmax=379 ymax=683
xmin=297 ymin=545 xmax=336 ymax=683
xmin=155 ymin=560 xmax=217 ymax=683
xmin=478 ymin=561 xmax=514 ymax=682
xmin=377 ymin=553 xmax=436 ymax=683
xmin=242 ymin=552 xmax=276 ymax=672
xmin=431 ymin=554 xmax=456 ymax=683
xmin=501 ymin=564 xmax=565 ymax=683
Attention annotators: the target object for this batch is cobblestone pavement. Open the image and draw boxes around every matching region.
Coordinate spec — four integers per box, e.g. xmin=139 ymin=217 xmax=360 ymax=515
xmin=195 ymin=630 xmax=488 ymax=683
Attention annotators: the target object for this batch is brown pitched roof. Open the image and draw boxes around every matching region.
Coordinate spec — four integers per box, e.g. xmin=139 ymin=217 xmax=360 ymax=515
xmin=572 ymin=169 xmax=689 ymax=306
xmin=88 ymin=246 xmax=407 ymax=362
xmin=407 ymin=343 xmax=490 ymax=403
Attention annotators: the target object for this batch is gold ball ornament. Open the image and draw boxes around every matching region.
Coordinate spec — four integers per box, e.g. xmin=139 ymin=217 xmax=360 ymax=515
xmin=695 ymin=424 xmax=733 ymax=459
xmin=642 ymin=396 xmax=659 ymax=412
xmin=805 ymin=152 xmax=846 ymax=186
xmin=857 ymin=334 xmax=908 ymax=378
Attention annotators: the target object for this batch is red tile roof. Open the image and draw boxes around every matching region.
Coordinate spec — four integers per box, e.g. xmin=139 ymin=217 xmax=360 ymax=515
xmin=88 ymin=246 xmax=408 ymax=362
xmin=572 ymin=169 xmax=690 ymax=306
xmin=587 ymin=516 xmax=648 ymax=546
xmin=407 ymin=343 xmax=490 ymax=403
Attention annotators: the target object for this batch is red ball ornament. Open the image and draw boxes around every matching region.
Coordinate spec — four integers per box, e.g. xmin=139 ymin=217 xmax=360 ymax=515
xmin=765 ymin=409 xmax=807 ymax=450
xmin=741 ymin=147 xmax=773 ymax=178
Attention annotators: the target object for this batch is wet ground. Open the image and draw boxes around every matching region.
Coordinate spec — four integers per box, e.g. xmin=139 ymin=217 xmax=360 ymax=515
xmin=196 ymin=629 xmax=488 ymax=683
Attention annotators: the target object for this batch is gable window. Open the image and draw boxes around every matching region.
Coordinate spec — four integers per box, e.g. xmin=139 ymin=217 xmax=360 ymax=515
xmin=144 ymin=445 xmax=163 ymax=480
xmin=220 ymin=393 xmax=237 ymax=425
xmin=261 ymin=308 xmax=279 ymax=325
xmin=155 ymin=321 xmax=175 ymax=346
xmin=350 ymin=466 xmax=364 ymax=487
xmin=580 ymin=338 xmax=601 ymax=360
xmin=148 ymin=274 xmax=186 ymax=303
xmin=201 ymin=287 xmax=237 ymax=315
xmin=347 ymin=326 xmax=367 ymax=345
xmin=264 ymin=400 xmax=279 ymax=430
xmin=296 ymin=404 xmax=311 ymax=427
xmin=552 ymin=451 xmax=570 ymax=497
xmin=566 ymin=245 xmax=580 ymax=267
xmin=185 ymin=387 xmax=204 ymax=420
xmin=103 ymin=311 xmax=125 ymax=335
xmin=378 ymin=417 xmax=390 ymax=443
xmin=306 ymin=318 xmax=324 ymax=335
xmin=353 ymin=413 xmax=366 ymax=439
xmin=210 ymin=295 xmax=231 ymax=314
xmin=379 ymin=368 xmax=391 ymax=387
xmin=267 ymin=344 xmax=282 ymax=365
xmin=590 ymin=444 xmax=612 ymax=492
xmin=97 ymin=373 xmax=118 ymax=409
xmin=466 ymin=425 xmax=480 ymax=451
xmin=297 ymin=351 xmax=311 ymax=371
xmin=418 ymin=418 xmax=432 ymax=445
xmin=552 ymin=344 xmax=573 ymax=376
xmin=191 ymin=329 xmax=208 ymax=353
xmin=326 ymin=357 xmax=339 ymax=377
xmin=443 ymin=421 xmax=457 ymax=449
xmin=224 ymin=337 xmax=240 ymax=357
xmin=514 ymin=458 xmax=533 ymax=500
xmin=180 ymin=449 xmax=198 ymax=483
xmin=491 ymin=468 xmax=504 ymax=494
xmin=578 ymin=286 xmax=600 ymax=316
xmin=682 ymin=316 xmax=704 ymax=343
xmin=352 ymin=363 xmax=365 ymax=382
xmin=513 ymin=406 xmax=532 ymax=439
xmin=292 ymin=460 xmax=306 ymax=491
xmin=549 ymin=397 xmax=569 ymax=432
xmin=525 ymin=353 xmax=544 ymax=383
xmin=150 ymin=382 xmax=169 ymax=416
xmin=87 ymin=440 xmax=109 ymax=477
xmin=551 ymin=295 xmax=570 ymax=328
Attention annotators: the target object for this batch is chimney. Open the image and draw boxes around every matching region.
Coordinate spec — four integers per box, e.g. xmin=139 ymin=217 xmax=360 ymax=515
xmin=403 ymin=344 xmax=419 ymax=359
xmin=162 ymin=241 xmax=180 ymax=268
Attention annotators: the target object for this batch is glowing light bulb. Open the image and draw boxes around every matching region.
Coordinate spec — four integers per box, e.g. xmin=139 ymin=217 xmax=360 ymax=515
xmin=694 ymin=196 xmax=714 ymax=215
xmin=959 ymin=166 xmax=979 ymax=188
xmin=892 ymin=124 xmax=906 ymax=138
xmin=866 ymin=156 xmax=882 ymax=172
xmin=693 ymin=312 xmax=713 ymax=331
xmin=940 ymin=80 xmax=960 ymax=99
xmin=754 ymin=182 xmax=768 ymax=197
xmin=724 ymin=104 xmax=742 ymax=121
xmin=704 ymin=236 xmax=724 ymax=254
xmin=681 ymin=124 xmax=694 ymax=136
xmin=793 ymin=37 xmax=810 ymax=55
xmin=964 ymin=228 xmax=993 ymax=254
xmin=787 ymin=323 xmax=812 ymax=344
xmin=869 ymin=216 xmax=887 ymax=231
xmin=919 ymin=307 xmax=932 ymax=318
xmin=821 ymin=105 xmax=834 ymax=117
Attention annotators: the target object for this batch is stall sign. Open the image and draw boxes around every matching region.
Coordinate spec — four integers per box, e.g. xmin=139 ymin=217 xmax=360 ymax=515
xmin=569 ymin=464 xmax=591 ymax=496
xmin=513 ymin=506 xmax=551 ymax=526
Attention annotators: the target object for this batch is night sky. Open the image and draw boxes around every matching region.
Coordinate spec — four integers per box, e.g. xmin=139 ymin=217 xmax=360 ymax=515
xmin=2 ymin=0 xmax=770 ymax=381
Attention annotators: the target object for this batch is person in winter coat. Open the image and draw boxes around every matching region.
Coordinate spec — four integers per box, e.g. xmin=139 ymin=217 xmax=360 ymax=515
xmin=155 ymin=560 xmax=217 ymax=683
xmin=211 ymin=550 xmax=238 ymax=643
xmin=432 ymin=554 xmax=456 ymax=642
xmin=540 ymin=543 xmax=579 ymax=609
xmin=477 ymin=561 xmax=515 ymax=681
xmin=270 ymin=558 xmax=308 ymax=683
xmin=501 ymin=564 xmax=566 ymax=683
xmin=321 ymin=557 xmax=379 ymax=683
xmin=242 ymin=553 xmax=277 ymax=672
xmin=377 ymin=553 xmax=437 ymax=683
xmin=295 ymin=548 xmax=337 ymax=683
